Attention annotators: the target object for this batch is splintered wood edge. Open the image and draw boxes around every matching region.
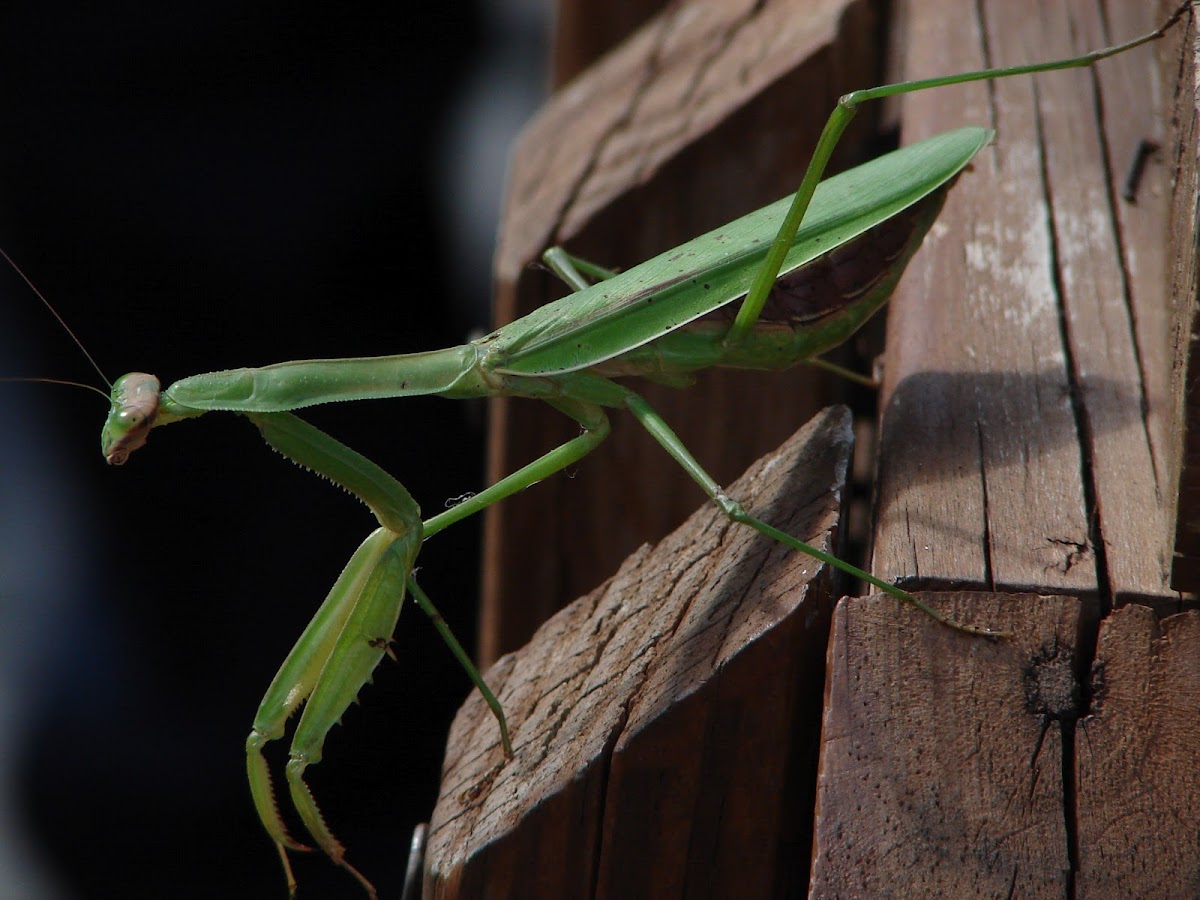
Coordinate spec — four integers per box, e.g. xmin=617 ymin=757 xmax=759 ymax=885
xmin=425 ymin=406 xmax=853 ymax=899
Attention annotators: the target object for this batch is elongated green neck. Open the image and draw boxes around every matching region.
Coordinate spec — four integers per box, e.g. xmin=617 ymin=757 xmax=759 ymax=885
xmin=102 ymin=344 xmax=490 ymax=464
xmin=164 ymin=344 xmax=486 ymax=414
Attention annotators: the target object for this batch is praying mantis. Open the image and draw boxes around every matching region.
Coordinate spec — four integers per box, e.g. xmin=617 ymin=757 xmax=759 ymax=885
xmin=4 ymin=1 xmax=1190 ymax=900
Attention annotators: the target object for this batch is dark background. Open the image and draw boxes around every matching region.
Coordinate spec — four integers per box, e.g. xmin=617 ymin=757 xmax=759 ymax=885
xmin=0 ymin=2 xmax=549 ymax=897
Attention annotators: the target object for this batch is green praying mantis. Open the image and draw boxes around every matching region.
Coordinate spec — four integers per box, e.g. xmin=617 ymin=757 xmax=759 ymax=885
xmin=10 ymin=2 xmax=1192 ymax=896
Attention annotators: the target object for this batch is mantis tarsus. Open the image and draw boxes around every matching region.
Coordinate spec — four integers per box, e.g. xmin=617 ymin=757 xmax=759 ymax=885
xmin=11 ymin=3 xmax=1192 ymax=897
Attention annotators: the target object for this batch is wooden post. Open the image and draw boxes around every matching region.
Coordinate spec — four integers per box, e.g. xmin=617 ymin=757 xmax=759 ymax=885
xmin=429 ymin=0 xmax=1200 ymax=896
xmin=819 ymin=0 xmax=1200 ymax=894
xmin=872 ymin=0 xmax=1186 ymax=610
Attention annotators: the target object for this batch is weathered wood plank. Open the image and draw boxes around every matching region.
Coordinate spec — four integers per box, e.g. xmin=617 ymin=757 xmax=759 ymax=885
xmin=1075 ymin=605 xmax=1200 ymax=898
xmin=811 ymin=592 xmax=1082 ymax=897
xmin=482 ymin=0 xmax=882 ymax=664
xmin=821 ymin=2 xmax=1198 ymax=894
xmin=874 ymin=0 xmax=1181 ymax=611
xmin=427 ymin=407 xmax=853 ymax=899
xmin=1100 ymin=1 xmax=1177 ymax=580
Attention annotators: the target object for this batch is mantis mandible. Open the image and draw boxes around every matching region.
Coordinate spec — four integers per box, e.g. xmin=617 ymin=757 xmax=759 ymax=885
xmin=12 ymin=3 xmax=1192 ymax=897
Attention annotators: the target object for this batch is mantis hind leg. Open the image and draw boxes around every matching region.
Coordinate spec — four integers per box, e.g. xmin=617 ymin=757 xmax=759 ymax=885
xmin=616 ymin=387 xmax=1003 ymax=639
xmin=723 ymin=2 xmax=1195 ymax=347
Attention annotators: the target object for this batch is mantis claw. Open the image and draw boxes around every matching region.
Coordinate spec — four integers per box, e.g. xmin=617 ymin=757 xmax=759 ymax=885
xmin=285 ymin=756 xmax=379 ymax=900
xmin=246 ymin=729 xmax=314 ymax=853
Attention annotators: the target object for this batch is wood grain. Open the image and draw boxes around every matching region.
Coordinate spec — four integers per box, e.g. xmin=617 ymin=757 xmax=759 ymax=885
xmin=875 ymin=0 xmax=1184 ymax=613
xmin=1167 ymin=1 xmax=1200 ymax=590
xmin=549 ymin=0 xmax=668 ymax=87
xmin=812 ymin=592 xmax=1082 ymax=897
xmin=816 ymin=2 xmax=1200 ymax=895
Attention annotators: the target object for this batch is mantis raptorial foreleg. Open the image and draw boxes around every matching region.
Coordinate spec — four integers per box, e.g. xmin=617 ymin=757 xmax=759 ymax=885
xmin=234 ymin=410 xmax=506 ymax=895
xmin=239 ymin=411 xmax=426 ymax=894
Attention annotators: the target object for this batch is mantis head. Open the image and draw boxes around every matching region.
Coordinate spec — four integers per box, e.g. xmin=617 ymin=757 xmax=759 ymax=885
xmin=102 ymin=372 xmax=161 ymax=465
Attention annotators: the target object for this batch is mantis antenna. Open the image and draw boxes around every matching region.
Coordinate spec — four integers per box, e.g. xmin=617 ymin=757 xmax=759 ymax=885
xmin=0 ymin=246 xmax=112 ymax=395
